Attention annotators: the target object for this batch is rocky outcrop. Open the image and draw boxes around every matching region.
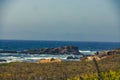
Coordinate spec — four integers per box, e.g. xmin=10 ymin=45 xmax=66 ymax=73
xmin=94 ymin=48 xmax=120 ymax=57
xmin=81 ymin=48 xmax=120 ymax=61
xmin=23 ymin=46 xmax=82 ymax=55
xmin=38 ymin=58 xmax=62 ymax=63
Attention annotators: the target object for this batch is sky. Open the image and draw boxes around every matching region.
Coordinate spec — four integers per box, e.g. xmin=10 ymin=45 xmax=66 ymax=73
xmin=0 ymin=0 xmax=120 ymax=42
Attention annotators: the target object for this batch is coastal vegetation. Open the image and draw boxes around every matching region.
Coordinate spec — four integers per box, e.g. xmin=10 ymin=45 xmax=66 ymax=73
xmin=0 ymin=54 xmax=120 ymax=80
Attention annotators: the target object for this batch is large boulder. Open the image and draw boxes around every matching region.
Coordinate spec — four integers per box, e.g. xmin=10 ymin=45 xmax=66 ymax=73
xmin=38 ymin=58 xmax=62 ymax=63
xmin=23 ymin=46 xmax=82 ymax=55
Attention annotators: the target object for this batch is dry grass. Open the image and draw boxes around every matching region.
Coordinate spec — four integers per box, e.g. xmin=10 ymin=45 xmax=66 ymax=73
xmin=0 ymin=54 xmax=120 ymax=80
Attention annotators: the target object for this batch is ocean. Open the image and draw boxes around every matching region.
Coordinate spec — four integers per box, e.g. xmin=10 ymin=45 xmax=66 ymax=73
xmin=0 ymin=40 xmax=120 ymax=63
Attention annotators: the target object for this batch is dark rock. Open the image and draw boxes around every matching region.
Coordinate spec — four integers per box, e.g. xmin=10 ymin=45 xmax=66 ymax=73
xmin=0 ymin=50 xmax=17 ymax=53
xmin=94 ymin=51 xmax=109 ymax=57
xmin=22 ymin=46 xmax=82 ymax=55
xmin=0 ymin=59 xmax=7 ymax=62
xmin=67 ymin=56 xmax=79 ymax=59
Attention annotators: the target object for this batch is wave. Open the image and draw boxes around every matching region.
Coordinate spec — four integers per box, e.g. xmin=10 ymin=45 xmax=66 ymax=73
xmin=0 ymin=49 xmax=3 ymax=51
xmin=79 ymin=50 xmax=92 ymax=53
xmin=79 ymin=50 xmax=96 ymax=56
xmin=0 ymin=53 xmax=83 ymax=63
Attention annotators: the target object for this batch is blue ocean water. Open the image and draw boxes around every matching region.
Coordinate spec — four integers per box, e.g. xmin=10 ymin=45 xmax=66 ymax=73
xmin=0 ymin=40 xmax=120 ymax=63
xmin=0 ymin=40 xmax=120 ymax=51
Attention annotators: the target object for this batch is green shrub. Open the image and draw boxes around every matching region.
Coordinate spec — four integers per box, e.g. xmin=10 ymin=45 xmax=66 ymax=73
xmin=0 ymin=54 xmax=120 ymax=80
xmin=67 ymin=70 xmax=120 ymax=80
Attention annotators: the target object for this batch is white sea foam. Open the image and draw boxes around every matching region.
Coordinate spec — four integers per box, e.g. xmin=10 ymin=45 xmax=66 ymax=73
xmin=0 ymin=49 xmax=3 ymax=51
xmin=0 ymin=53 xmax=83 ymax=63
xmin=79 ymin=50 xmax=96 ymax=55
xmin=79 ymin=50 xmax=91 ymax=53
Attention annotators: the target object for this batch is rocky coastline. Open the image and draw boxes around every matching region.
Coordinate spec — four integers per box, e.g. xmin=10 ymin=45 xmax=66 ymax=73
xmin=37 ymin=48 xmax=120 ymax=63
xmin=81 ymin=48 xmax=120 ymax=61
xmin=0 ymin=46 xmax=82 ymax=55
xmin=0 ymin=46 xmax=120 ymax=63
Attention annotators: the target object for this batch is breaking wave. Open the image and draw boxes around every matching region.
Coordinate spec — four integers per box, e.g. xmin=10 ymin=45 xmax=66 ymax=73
xmin=79 ymin=50 xmax=96 ymax=55
xmin=0 ymin=53 xmax=83 ymax=63
xmin=79 ymin=50 xmax=91 ymax=53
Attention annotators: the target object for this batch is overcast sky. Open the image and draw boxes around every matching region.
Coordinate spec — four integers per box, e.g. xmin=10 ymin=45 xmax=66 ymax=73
xmin=0 ymin=0 xmax=120 ymax=42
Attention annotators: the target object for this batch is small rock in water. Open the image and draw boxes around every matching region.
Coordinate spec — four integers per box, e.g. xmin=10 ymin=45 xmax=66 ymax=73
xmin=0 ymin=59 xmax=7 ymax=62
xmin=67 ymin=56 xmax=79 ymax=59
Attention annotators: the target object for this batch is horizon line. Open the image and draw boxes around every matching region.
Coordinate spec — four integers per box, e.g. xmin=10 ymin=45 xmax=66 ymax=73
xmin=0 ymin=39 xmax=120 ymax=43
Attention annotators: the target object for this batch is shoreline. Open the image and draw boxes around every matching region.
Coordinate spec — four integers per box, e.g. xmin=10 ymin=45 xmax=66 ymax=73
xmin=0 ymin=47 xmax=119 ymax=64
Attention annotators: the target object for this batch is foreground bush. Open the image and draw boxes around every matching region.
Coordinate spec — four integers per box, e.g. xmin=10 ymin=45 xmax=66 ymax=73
xmin=0 ymin=54 xmax=120 ymax=80
xmin=0 ymin=70 xmax=120 ymax=80
xmin=67 ymin=70 xmax=120 ymax=80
